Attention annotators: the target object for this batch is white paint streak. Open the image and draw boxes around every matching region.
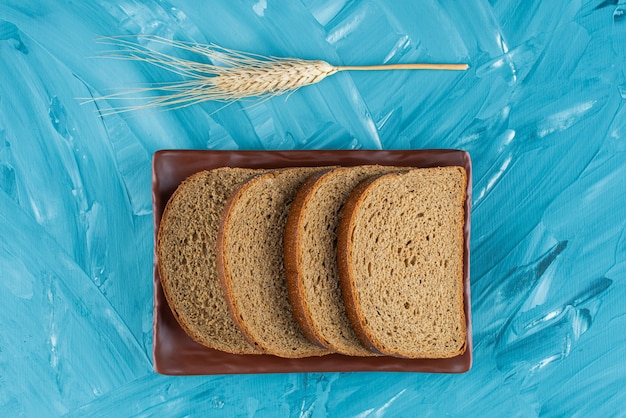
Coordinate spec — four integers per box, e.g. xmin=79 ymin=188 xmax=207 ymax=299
xmin=253 ymin=0 xmax=267 ymax=17
xmin=538 ymin=101 xmax=596 ymax=138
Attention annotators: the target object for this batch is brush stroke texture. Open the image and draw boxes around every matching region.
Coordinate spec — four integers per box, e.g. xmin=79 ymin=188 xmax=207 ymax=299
xmin=0 ymin=0 xmax=625 ymax=416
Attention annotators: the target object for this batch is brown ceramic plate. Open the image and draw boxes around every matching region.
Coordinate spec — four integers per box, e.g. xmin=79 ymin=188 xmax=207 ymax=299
xmin=152 ymin=149 xmax=473 ymax=375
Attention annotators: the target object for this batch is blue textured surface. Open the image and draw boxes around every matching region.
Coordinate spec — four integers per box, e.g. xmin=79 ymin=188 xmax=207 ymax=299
xmin=1 ymin=1 xmax=625 ymax=416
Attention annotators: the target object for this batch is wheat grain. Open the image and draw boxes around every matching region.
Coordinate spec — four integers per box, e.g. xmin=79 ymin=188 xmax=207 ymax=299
xmin=208 ymin=59 xmax=338 ymax=99
xmin=85 ymin=35 xmax=468 ymax=115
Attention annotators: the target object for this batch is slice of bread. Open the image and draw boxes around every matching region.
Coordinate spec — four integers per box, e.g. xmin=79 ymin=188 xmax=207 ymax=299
xmin=284 ymin=166 xmax=406 ymax=356
xmin=337 ymin=167 xmax=467 ymax=359
xmin=217 ymin=167 xmax=329 ymax=358
xmin=157 ymin=168 xmax=263 ymax=355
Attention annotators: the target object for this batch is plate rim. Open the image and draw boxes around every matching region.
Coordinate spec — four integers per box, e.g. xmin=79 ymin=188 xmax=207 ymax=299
xmin=152 ymin=149 xmax=473 ymax=375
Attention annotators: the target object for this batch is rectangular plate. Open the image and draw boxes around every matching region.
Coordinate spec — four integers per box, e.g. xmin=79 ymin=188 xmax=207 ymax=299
xmin=152 ymin=149 xmax=473 ymax=375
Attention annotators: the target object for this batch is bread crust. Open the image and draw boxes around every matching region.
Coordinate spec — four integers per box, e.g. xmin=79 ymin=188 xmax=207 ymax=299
xmin=157 ymin=174 xmax=204 ymax=346
xmin=216 ymin=169 xmax=329 ymax=358
xmin=453 ymin=167 xmax=469 ymax=356
xmin=285 ymin=167 xmax=395 ymax=356
xmin=283 ymin=169 xmax=334 ymax=349
xmin=336 ymin=174 xmax=387 ymax=354
xmin=216 ymin=172 xmax=271 ymax=353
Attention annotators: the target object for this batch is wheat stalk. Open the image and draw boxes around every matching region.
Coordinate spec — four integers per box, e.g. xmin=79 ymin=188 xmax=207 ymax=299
xmin=86 ymin=36 xmax=468 ymax=114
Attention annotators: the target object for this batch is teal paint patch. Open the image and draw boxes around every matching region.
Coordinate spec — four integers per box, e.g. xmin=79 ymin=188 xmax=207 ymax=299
xmin=0 ymin=0 xmax=625 ymax=415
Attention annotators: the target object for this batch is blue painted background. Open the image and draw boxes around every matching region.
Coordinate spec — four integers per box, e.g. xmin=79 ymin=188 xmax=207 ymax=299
xmin=1 ymin=1 xmax=625 ymax=416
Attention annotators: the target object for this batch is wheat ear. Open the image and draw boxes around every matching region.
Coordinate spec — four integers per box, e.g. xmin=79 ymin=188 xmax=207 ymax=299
xmin=85 ymin=36 xmax=468 ymax=114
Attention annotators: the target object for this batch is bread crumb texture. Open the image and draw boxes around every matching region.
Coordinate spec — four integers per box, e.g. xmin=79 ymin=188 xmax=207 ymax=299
xmin=342 ymin=167 xmax=467 ymax=358
xmin=219 ymin=168 xmax=329 ymax=358
xmin=157 ymin=168 xmax=261 ymax=354
xmin=288 ymin=166 xmax=404 ymax=356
